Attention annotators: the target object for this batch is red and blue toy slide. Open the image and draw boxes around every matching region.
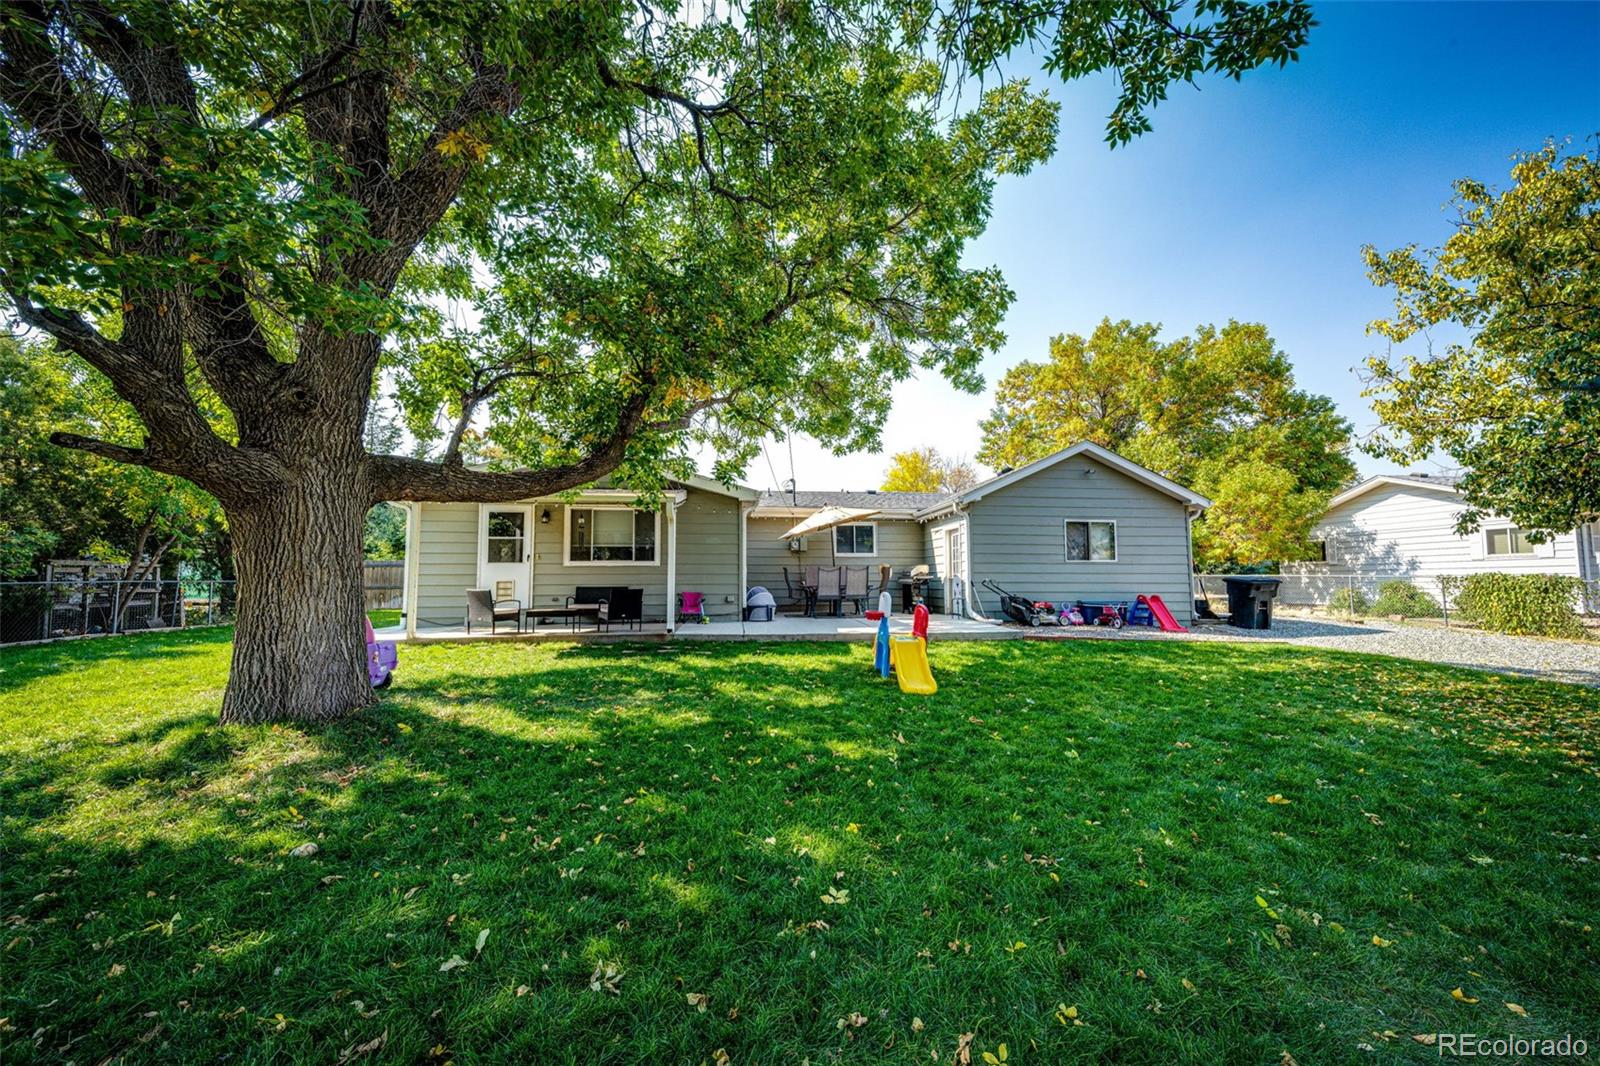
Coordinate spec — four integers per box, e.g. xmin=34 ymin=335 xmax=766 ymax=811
xmin=1136 ymin=594 xmax=1187 ymax=633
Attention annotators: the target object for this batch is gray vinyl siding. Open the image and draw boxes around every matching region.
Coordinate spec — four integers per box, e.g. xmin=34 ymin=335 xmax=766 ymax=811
xmin=745 ymin=516 xmax=929 ymax=608
xmin=670 ymin=489 xmax=742 ymax=619
xmin=922 ymin=518 xmax=961 ymax=612
xmin=414 ymin=502 xmax=479 ymax=626
xmin=966 ymin=455 xmax=1195 ymax=625
xmin=531 ymin=503 xmax=670 ymax=622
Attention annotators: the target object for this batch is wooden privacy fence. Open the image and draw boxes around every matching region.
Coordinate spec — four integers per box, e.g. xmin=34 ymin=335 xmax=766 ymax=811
xmin=363 ymin=560 xmax=404 ymax=610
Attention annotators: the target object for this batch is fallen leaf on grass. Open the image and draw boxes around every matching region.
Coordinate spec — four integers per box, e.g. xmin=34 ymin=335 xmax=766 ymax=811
xmin=954 ymin=1032 xmax=974 ymax=1065
xmin=1266 ymin=794 xmax=1292 ymax=805
xmin=515 ymin=985 xmax=530 ymax=997
xmin=1451 ymin=988 xmax=1479 ymax=1004
xmin=1371 ymin=935 xmax=1393 ymax=948
xmin=820 ymin=887 xmax=850 ymax=906
xmin=1505 ymin=1002 xmax=1528 ymax=1016
xmin=845 ymin=823 xmax=860 ymax=833
xmin=912 ymin=1017 xmax=925 ymax=1032
xmin=337 ymin=1029 xmax=387 ymax=1063
xmin=474 ymin=928 xmax=490 ymax=955
xmin=1413 ymin=1034 xmax=1437 ymax=1045
xmin=981 ymin=1043 xmax=1008 ymax=1065
xmin=438 ymin=955 xmax=468 ymax=972
xmin=1055 ymin=1003 xmax=1082 ymax=1026
xmin=589 ymin=961 xmax=623 ymax=994
xmin=686 ymin=992 xmax=709 ymax=1013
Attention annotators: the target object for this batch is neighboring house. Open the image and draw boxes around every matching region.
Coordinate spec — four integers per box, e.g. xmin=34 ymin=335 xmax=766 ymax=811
xmin=1285 ymin=474 xmax=1600 ymax=611
xmin=395 ymin=441 xmax=1212 ymax=633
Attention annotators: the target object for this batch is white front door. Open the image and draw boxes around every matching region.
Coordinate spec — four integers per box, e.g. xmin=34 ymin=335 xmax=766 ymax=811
xmin=480 ymin=506 xmax=532 ymax=606
xmin=945 ymin=527 xmax=965 ymax=616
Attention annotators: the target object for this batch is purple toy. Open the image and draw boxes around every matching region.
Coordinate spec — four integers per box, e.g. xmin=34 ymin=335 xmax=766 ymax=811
xmin=365 ymin=617 xmax=397 ymax=689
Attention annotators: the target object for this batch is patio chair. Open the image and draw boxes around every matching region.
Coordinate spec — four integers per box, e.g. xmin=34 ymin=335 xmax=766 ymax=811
xmin=781 ymin=567 xmax=809 ymax=615
xmin=813 ymin=567 xmax=843 ymax=617
xmin=677 ymin=591 xmax=708 ymax=625
xmin=465 ymin=588 xmax=520 ymax=634
xmin=842 ymin=565 xmax=870 ymax=615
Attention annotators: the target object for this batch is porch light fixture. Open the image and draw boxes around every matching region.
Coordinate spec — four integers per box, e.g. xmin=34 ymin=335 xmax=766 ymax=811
xmin=540 ymin=508 xmax=551 ymax=525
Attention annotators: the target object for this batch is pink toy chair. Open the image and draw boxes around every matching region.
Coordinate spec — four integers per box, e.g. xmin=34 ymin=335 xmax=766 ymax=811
xmin=677 ymin=591 xmax=708 ymax=624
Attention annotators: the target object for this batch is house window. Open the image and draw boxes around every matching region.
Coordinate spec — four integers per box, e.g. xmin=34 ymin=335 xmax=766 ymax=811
xmin=568 ymin=507 xmax=658 ymax=564
xmin=1065 ymin=520 xmax=1117 ymax=562
xmin=486 ymin=511 xmax=526 ymax=563
xmin=1485 ymin=527 xmax=1534 ymax=556
xmin=834 ymin=523 xmax=876 ymax=556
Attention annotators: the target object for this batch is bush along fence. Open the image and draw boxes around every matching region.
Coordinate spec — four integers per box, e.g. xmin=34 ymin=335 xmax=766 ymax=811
xmin=1197 ymin=572 xmax=1597 ymax=639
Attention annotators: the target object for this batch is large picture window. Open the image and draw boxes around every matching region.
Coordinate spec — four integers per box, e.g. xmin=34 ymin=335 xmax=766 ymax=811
xmin=567 ymin=507 xmax=658 ymax=564
xmin=1065 ymin=520 xmax=1117 ymax=562
xmin=834 ymin=523 xmax=876 ymax=556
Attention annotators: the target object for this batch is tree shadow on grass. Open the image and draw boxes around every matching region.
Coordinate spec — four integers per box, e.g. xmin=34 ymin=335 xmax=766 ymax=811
xmin=3 ymin=639 xmax=1598 ymax=1065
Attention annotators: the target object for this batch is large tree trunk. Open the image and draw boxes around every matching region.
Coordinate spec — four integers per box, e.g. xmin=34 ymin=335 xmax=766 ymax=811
xmin=219 ymin=463 xmax=374 ymax=724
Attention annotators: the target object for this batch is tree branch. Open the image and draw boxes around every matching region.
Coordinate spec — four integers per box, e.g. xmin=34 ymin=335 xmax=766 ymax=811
xmin=0 ymin=2 xmax=137 ymax=213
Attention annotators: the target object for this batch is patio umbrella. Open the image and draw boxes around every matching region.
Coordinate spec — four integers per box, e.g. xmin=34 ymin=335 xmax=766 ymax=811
xmin=777 ymin=506 xmax=880 ymax=565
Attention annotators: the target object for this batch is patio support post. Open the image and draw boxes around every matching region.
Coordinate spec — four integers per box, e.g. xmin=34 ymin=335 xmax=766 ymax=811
xmin=665 ymin=502 xmax=678 ymax=634
xmin=738 ymin=501 xmax=753 ymax=632
xmin=404 ymin=503 xmax=421 ymax=640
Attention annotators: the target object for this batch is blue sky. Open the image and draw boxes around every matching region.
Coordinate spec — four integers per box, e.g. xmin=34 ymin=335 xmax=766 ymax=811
xmin=746 ymin=1 xmax=1600 ymax=492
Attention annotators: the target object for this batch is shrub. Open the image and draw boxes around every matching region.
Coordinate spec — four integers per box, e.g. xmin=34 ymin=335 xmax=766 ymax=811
xmin=1371 ymin=580 xmax=1441 ymax=618
xmin=1453 ymin=573 xmax=1585 ymax=639
xmin=1327 ymin=586 xmax=1368 ymax=616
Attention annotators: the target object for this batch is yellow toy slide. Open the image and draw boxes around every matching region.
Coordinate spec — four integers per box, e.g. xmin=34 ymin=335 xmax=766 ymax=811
xmin=888 ymin=635 xmax=937 ymax=695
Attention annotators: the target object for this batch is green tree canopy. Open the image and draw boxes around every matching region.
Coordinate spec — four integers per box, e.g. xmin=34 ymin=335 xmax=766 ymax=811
xmin=880 ymin=447 xmax=978 ymax=493
xmin=978 ymin=318 xmax=1355 ymax=566
xmin=1 ymin=332 xmax=222 ymax=579
xmin=0 ymin=0 xmax=1313 ymax=720
xmin=1362 ymin=141 xmax=1600 ymax=535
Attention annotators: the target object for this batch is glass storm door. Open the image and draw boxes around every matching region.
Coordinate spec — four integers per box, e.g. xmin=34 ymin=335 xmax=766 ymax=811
xmin=481 ymin=507 xmax=531 ymax=606
xmin=946 ymin=528 xmax=965 ymax=616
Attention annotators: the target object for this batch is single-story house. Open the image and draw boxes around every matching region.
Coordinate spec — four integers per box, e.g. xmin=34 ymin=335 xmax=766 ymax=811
xmin=393 ymin=441 xmax=1212 ymax=635
xmin=1284 ymin=473 xmax=1600 ymax=611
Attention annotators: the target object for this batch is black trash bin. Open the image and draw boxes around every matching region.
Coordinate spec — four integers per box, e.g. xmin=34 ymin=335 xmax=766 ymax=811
xmin=1222 ymin=576 xmax=1281 ymax=630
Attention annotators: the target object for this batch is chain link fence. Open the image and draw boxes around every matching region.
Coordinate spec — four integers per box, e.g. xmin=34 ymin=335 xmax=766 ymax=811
xmin=1197 ymin=572 xmax=1600 ymax=625
xmin=0 ymin=579 xmax=238 ymax=646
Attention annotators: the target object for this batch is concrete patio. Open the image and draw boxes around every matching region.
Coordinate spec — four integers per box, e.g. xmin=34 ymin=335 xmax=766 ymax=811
xmin=379 ymin=612 xmax=1017 ymax=644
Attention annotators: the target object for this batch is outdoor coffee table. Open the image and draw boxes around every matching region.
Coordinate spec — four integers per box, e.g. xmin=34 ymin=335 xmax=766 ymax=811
xmin=521 ymin=604 xmax=601 ymax=633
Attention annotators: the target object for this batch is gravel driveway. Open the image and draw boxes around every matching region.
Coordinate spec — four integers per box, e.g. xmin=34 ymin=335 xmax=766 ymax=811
xmin=1032 ymin=616 xmax=1600 ymax=688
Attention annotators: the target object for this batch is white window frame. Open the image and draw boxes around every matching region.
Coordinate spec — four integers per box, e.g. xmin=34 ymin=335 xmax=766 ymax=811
xmin=833 ymin=521 xmax=879 ymax=558
xmin=1483 ymin=525 xmax=1534 ymax=557
xmin=562 ymin=505 xmax=662 ymax=567
xmin=1064 ymin=519 xmax=1118 ymax=563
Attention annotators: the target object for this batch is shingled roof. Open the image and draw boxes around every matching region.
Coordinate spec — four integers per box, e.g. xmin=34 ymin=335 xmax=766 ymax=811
xmin=754 ymin=489 xmax=953 ymax=514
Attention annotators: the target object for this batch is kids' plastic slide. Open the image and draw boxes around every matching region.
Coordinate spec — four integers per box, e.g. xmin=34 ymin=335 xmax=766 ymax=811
xmin=889 ymin=635 xmax=937 ymax=694
xmin=1137 ymin=593 xmax=1187 ymax=633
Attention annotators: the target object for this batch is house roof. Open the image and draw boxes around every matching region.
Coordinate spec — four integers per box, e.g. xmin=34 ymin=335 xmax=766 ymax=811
xmin=1324 ymin=473 xmax=1462 ymax=511
xmin=914 ymin=440 xmax=1211 ymax=518
xmin=752 ymin=486 xmax=947 ymax=512
xmin=750 ymin=443 xmax=1210 ymax=523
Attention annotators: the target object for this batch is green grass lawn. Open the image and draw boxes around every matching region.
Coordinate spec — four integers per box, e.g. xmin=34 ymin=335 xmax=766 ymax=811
xmin=2 ymin=633 xmax=1596 ymax=1064
xmin=366 ymin=609 xmax=401 ymax=630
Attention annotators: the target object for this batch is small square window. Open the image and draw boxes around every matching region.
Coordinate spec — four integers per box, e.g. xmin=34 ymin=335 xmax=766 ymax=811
xmin=1485 ymin=527 xmax=1533 ymax=556
xmin=834 ymin=523 xmax=876 ymax=556
xmin=1065 ymin=520 xmax=1116 ymax=562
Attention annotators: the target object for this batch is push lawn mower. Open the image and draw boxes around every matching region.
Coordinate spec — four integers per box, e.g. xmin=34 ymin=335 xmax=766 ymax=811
xmin=981 ymin=580 xmax=1061 ymax=627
